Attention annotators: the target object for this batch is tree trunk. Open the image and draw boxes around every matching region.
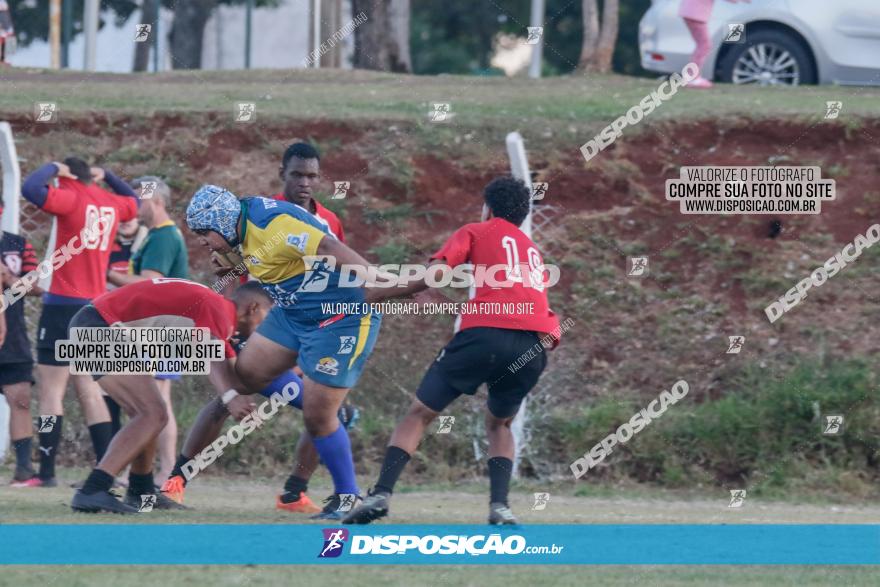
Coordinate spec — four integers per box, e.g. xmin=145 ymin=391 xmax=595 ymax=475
xmin=319 ymin=0 xmax=341 ymax=68
xmin=577 ymin=0 xmax=600 ymax=71
xmin=388 ymin=0 xmax=411 ymax=73
xmin=594 ymin=0 xmax=619 ymax=73
xmin=133 ymin=0 xmax=159 ymax=72
xmin=168 ymin=0 xmax=218 ymax=69
xmin=352 ymin=0 xmax=410 ymax=72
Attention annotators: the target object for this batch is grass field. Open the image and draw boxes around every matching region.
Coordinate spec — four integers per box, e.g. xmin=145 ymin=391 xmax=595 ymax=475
xmin=2 ymin=69 xmax=880 ymax=130
xmin=2 ymin=469 xmax=878 ymax=586
xmin=5 ymin=467 xmax=880 ymax=525
xmin=2 ymin=565 xmax=878 ymax=587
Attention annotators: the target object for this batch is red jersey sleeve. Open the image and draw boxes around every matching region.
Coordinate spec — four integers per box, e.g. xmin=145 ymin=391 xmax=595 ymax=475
xmin=430 ymin=226 xmax=473 ymax=266
xmin=42 ymin=186 xmax=79 ymax=215
xmin=21 ymin=240 xmax=38 ymax=273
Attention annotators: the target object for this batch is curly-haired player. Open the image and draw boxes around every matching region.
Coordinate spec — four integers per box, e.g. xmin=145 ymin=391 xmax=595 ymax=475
xmin=343 ymin=177 xmax=562 ymax=525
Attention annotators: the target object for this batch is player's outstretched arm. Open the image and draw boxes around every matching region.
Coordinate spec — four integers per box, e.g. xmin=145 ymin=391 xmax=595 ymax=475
xmin=363 ymin=259 xmax=446 ymax=304
xmin=316 ymin=235 xmax=399 ymax=290
xmin=316 ymin=234 xmax=371 ymax=269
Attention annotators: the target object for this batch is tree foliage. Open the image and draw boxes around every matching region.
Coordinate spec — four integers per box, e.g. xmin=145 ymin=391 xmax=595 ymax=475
xmin=411 ymin=0 xmax=651 ymax=76
xmin=8 ymin=0 xmax=138 ymax=47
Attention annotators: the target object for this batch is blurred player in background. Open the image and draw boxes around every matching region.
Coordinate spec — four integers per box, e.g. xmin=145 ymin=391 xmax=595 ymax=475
xmin=0 ymin=1 xmax=14 ymax=65
xmin=107 ymin=218 xmax=148 ymax=290
xmin=271 ymin=142 xmax=359 ymax=512
xmin=0 ymin=201 xmax=43 ymax=486
xmin=186 ymin=185 xmax=382 ymax=519
xmin=107 ymin=176 xmax=189 ymax=482
xmin=68 ymin=278 xmax=251 ymax=513
xmin=273 ymin=142 xmax=345 ymax=241
xmin=104 ymin=217 xmax=147 ymax=441
xmin=344 ymin=177 xmax=561 ymax=526
xmin=21 ymin=157 xmax=138 ymax=486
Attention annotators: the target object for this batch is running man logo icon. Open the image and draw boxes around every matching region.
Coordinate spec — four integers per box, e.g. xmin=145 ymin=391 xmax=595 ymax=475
xmin=724 ymin=23 xmax=745 ymax=43
xmin=531 ymin=182 xmax=548 ymax=201
xmin=34 ymin=103 xmax=58 ymax=123
xmin=134 ymin=24 xmax=152 ymax=42
xmin=337 ymin=494 xmax=356 ymax=512
xmin=318 ymin=528 xmax=349 ymax=558
xmin=36 ymin=415 xmax=57 ymax=433
xmin=332 ymin=182 xmax=350 ymax=200
xmin=235 ymin=103 xmax=256 ymax=123
xmin=526 ymin=27 xmax=543 ymax=45
xmin=430 ymin=103 xmax=451 ymax=122
xmin=628 ymin=256 xmax=648 ymax=277
xmin=824 ymin=101 xmax=843 ymax=120
xmin=726 ymin=336 xmax=745 ymax=354
xmin=139 ymin=494 xmax=157 ymax=513
xmin=823 ymin=415 xmax=844 ymax=435
xmin=728 ymin=490 xmax=747 ymax=508
xmin=532 ymin=492 xmax=551 ymax=511
xmin=337 ymin=336 xmax=356 ymax=355
xmin=139 ymin=181 xmax=158 ymax=200
xmin=297 ymin=256 xmax=335 ymax=293
xmin=436 ymin=416 xmax=455 ymax=434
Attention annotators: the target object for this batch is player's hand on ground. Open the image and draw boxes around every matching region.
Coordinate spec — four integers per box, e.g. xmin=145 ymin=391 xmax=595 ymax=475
xmin=52 ymin=161 xmax=76 ymax=179
xmin=90 ymin=166 xmax=105 ymax=183
xmin=226 ymin=395 xmax=257 ymax=421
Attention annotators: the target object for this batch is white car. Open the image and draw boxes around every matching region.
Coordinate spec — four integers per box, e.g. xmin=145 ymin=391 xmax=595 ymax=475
xmin=639 ymin=0 xmax=880 ymax=85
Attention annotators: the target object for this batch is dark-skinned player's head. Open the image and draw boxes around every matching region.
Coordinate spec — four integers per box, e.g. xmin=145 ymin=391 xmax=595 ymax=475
xmin=63 ymin=156 xmax=92 ymax=184
xmin=279 ymin=142 xmax=321 ymax=209
xmin=229 ymin=281 xmax=273 ymax=339
xmin=483 ymin=176 xmax=530 ymax=227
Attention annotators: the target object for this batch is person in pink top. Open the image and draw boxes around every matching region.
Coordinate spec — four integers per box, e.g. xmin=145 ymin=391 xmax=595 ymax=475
xmin=680 ymin=0 xmax=751 ymax=89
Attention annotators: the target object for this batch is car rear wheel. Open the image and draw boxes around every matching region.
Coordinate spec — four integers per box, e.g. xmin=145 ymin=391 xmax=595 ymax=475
xmin=718 ymin=30 xmax=816 ymax=86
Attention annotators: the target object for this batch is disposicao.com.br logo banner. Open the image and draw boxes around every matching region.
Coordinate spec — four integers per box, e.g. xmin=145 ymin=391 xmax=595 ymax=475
xmin=317 ymin=527 xmax=563 ymax=560
xmin=0 ymin=525 xmax=877 ymax=565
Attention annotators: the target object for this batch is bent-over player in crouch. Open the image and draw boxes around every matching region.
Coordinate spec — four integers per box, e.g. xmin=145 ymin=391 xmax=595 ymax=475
xmin=343 ymin=176 xmax=562 ymax=525
xmin=68 ymin=278 xmax=255 ymax=513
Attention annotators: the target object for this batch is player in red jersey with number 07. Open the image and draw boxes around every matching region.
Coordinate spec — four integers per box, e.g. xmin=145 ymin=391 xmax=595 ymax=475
xmin=21 ymin=158 xmax=139 ymax=487
xmin=343 ymin=176 xmax=563 ymax=526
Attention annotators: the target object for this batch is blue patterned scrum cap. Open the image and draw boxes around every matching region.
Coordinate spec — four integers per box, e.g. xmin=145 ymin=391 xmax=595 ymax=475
xmin=186 ymin=184 xmax=242 ymax=246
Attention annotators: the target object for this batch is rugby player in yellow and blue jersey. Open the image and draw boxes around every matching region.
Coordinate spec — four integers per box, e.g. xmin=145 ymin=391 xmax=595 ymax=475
xmin=185 ymin=185 xmax=381 ymax=518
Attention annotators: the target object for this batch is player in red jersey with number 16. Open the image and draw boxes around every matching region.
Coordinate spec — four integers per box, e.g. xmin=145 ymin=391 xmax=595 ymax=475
xmin=343 ymin=176 xmax=563 ymax=526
